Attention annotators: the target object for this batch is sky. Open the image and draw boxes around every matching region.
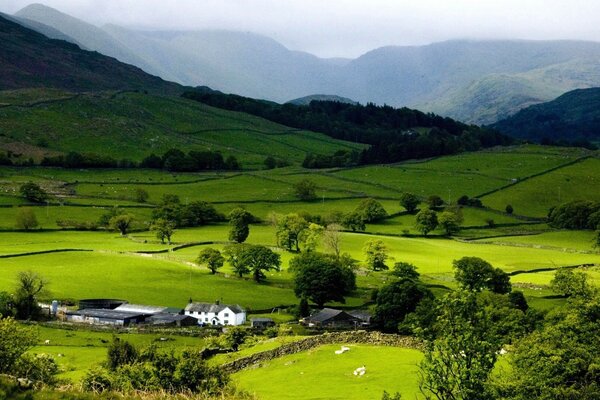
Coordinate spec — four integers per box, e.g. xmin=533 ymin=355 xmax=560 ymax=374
xmin=2 ymin=0 xmax=600 ymax=58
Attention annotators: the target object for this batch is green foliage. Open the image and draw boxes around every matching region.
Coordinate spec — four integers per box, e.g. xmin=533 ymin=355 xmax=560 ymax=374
xmin=399 ymin=192 xmax=420 ymax=214
xmin=426 ymin=195 xmax=444 ymax=209
xmin=152 ymin=218 xmax=175 ymax=244
xmin=508 ymin=290 xmax=529 ymax=312
xmin=290 ymin=252 xmax=356 ymax=307
xmin=373 ymin=278 xmax=432 ymax=333
xmin=548 ymin=200 xmax=600 ymax=230
xmin=15 ymin=353 xmax=59 ymax=385
xmin=107 ymin=338 xmax=138 ymax=370
xmin=355 ymin=198 xmax=388 ymax=223
xmin=382 ymin=391 xmax=402 ymax=400
xmin=298 ymin=298 xmax=310 ymax=318
xmin=415 ymin=208 xmax=438 ymax=235
xmin=300 ymin=223 xmax=324 ymax=252
xmin=438 ymin=210 xmax=462 ymax=235
xmin=197 ymin=248 xmax=225 ymax=274
xmin=109 ymin=214 xmax=133 ymax=236
xmin=238 ymin=245 xmax=281 ymax=282
xmin=228 ymin=208 xmax=253 ymax=243
xmin=293 ymin=179 xmax=318 ymax=201
xmin=134 ymin=188 xmax=149 ymax=203
xmin=392 ymin=262 xmax=420 ymax=281
xmin=550 ymin=268 xmax=593 ymax=298
xmin=223 ymin=326 xmax=249 ymax=351
xmin=363 ymin=239 xmax=388 ymax=271
xmin=276 ymin=213 xmax=308 ymax=252
xmin=505 ymin=204 xmax=514 ymax=214
xmin=0 ymin=316 xmax=37 ymax=374
xmin=15 ymin=207 xmax=38 ymax=230
xmin=0 ymin=291 xmax=15 ymax=318
xmin=19 ymin=182 xmax=48 ymax=203
xmin=453 ymin=257 xmax=512 ymax=294
xmin=341 ymin=211 xmax=366 ymax=232
xmin=418 ymin=290 xmax=501 ymax=400
xmin=14 ymin=270 xmax=46 ymax=320
xmin=223 ymin=243 xmax=252 ymax=278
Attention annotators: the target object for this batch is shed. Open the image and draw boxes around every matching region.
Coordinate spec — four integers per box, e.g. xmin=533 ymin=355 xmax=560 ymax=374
xmin=114 ymin=303 xmax=173 ymax=315
xmin=65 ymin=308 xmax=146 ymax=326
xmin=349 ymin=310 xmax=372 ymax=326
xmin=146 ymin=313 xmax=198 ymax=327
xmin=304 ymin=308 xmax=362 ymax=329
xmin=251 ymin=317 xmax=275 ymax=329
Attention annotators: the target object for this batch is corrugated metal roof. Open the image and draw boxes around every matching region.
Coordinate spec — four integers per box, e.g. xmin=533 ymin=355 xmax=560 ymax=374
xmin=67 ymin=309 xmax=145 ymax=320
xmin=114 ymin=304 xmax=169 ymax=314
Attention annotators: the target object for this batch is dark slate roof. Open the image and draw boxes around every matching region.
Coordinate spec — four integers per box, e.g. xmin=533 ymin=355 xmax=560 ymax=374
xmin=67 ymin=308 xmax=145 ymax=320
xmin=147 ymin=313 xmax=197 ymax=323
xmin=308 ymin=308 xmax=360 ymax=323
xmin=349 ymin=310 xmax=372 ymax=322
xmin=185 ymin=302 xmax=245 ymax=314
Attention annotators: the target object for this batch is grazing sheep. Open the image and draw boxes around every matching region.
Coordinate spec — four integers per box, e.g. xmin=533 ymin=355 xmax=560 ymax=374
xmin=353 ymin=366 xmax=366 ymax=376
xmin=44 ymin=340 xmax=50 ymax=345
xmin=334 ymin=345 xmax=351 ymax=355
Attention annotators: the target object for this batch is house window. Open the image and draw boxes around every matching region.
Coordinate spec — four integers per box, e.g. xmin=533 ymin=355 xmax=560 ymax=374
xmin=224 ymin=313 xmax=229 ymax=317
xmin=224 ymin=320 xmax=229 ymax=324
xmin=205 ymin=318 xmax=208 ymax=322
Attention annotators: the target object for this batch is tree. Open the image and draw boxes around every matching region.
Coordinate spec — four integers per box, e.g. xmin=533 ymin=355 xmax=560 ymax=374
xmin=19 ymin=182 xmax=48 ymax=203
xmin=293 ymin=179 xmax=318 ymax=201
xmin=223 ymin=326 xmax=248 ymax=351
xmin=323 ymin=223 xmax=343 ymax=258
xmin=152 ymin=194 xmax=183 ymax=226
xmin=134 ymin=188 xmax=149 ymax=203
xmin=153 ymin=218 xmax=175 ymax=244
xmin=438 ymin=210 xmax=462 ymax=235
xmin=290 ymin=252 xmax=356 ymax=307
xmin=341 ymin=211 xmax=366 ymax=232
xmin=298 ymin=297 xmax=310 ymax=318
xmin=0 ymin=316 xmax=37 ymax=374
xmin=426 ymin=195 xmax=444 ymax=209
xmin=300 ymin=223 xmax=324 ymax=252
xmin=181 ymin=201 xmax=221 ymax=227
xmin=415 ymin=208 xmax=438 ymax=235
xmin=550 ymin=267 xmax=592 ymax=298
xmin=15 ymin=207 xmax=38 ymax=230
xmin=392 ymin=262 xmax=420 ymax=281
xmin=276 ymin=213 xmax=308 ymax=252
xmin=505 ymin=204 xmax=514 ymax=214
xmin=109 ymin=214 xmax=134 ymax=236
xmin=238 ymin=245 xmax=281 ymax=282
xmin=14 ymin=271 xmax=47 ymax=320
xmin=228 ymin=208 xmax=253 ymax=243
xmin=453 ymin=257 xmax=512 ymax=294
xmin=0 ymin=291 xmax=15 ymax=317
xmin=363 ymin=239 xmax=388 ymax=271
xmin=107 ymin=338 xmax=138 ymax=370
xmin=223 ymin=244 xmax=251 ymax=278
xmin=197 ymin=248 xmax=225 ymax=274
xmin=419 ymin=290 xmax=501 ymax=400
xmin=400 ymin=192 xmax=420 ymax=214
xmin=355 ymin=198 xmax=388 ymax=222
xmin=264 ymin=156 xmax=277 ymax=170
xmin=373 ymin=279 xmax=432 ymax=332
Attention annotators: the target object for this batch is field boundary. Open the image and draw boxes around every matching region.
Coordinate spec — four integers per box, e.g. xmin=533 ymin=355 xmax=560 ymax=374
xmin=0 ymin=249 xmax=93 ymax=259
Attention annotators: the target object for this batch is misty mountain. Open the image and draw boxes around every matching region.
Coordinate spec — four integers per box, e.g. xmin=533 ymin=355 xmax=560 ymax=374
xmin=0 ymin=13 xmax=181 ymax=93
xmin=492 ymin=87 xmax=600 ymax=144
xmin=14 ymin=4 xmax=600 ymax=124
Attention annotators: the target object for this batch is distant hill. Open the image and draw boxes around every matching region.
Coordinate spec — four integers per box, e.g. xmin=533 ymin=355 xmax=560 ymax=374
xmin=0 ymin=13 xmax=182 ymax=93
xmin=492 ymin=88 xmax=600 ymax=144
xmin=15 ymin=4 xmax=600 ymax=124
xmin=287 ymin=94 xmax=358 ymax=106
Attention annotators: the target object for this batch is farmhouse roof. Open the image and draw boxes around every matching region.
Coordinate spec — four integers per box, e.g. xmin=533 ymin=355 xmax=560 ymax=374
xmin=185 ymin=302 xmax=245 ymax=314
xmin=67 ymin=308 xmax=145 ymax=320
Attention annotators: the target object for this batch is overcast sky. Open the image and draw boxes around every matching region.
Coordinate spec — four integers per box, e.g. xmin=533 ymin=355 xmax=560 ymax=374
xmin=2 ymin=0 xmax=600 ymax=58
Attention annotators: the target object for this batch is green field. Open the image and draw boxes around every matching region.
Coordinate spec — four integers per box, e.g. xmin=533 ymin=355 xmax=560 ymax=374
xmin=234 ymin=344 xmax=423 ymax=400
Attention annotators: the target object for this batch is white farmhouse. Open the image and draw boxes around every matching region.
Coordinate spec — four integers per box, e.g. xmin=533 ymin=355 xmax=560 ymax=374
xmin=184 ymin=302 xmax=246 ymax=326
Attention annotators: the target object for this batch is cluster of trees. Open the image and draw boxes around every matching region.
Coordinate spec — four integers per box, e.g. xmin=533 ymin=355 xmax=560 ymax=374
xmin=302 ymin=150 xmax=361 ymax=168
xmin=183 ymin=90 xmax=512 ymax=166
xmin=38 ymin=149 xmax=240 ymax=171
xmin=151 ymin=195 xmax=224 ymax=228
xmin=197 ymin=244 xmax=281 ymax=282
xmin=415 ymin=206 xmax=464 ymax=236
xmin=548 ymin=200 xmax=600 ymax=230
xmin=0 ymin=271 xmax=48 ymax=320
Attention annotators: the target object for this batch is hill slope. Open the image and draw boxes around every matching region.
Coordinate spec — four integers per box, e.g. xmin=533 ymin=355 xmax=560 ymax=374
xmin=492 ymin=88 xmax=600 ymax=143
xmin=0 ymin=13 xmax=181 ymax=94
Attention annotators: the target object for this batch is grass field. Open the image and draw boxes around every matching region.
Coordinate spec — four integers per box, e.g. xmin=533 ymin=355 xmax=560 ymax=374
xmin=234 ymin=344 xmax=423 ymax=400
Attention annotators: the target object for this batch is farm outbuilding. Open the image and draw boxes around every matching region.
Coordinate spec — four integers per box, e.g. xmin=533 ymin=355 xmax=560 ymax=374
xmin=304 ymin=308 xmax=362 ymax=329
xmin=251 ymin=317 xmax=275 ymax=329
xmin=65 ymin=308 xmax=146 ymax=326
xmin=146 ymin=313 xmax=198 ymax=327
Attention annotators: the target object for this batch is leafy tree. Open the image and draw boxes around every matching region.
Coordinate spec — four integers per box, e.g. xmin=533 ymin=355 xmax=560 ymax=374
xmin=419 ymin=290 xmax=501 ymax=400
xmin=505 ymin=204 xmax=514 ymax=214
xmin=323 ymin=223 xmax=343 ymax=258
xmin=152 ymin=194 xmax=183 ymax=226
xmin=341 ymin=211 xmax=366 ymax=231
xmin=98 ymin=206 xmax=124 ymax=227
xmin=153 ymin=218 xmax=175 ymax=244
xmin=264 ymin=156 xmax=277 ymax=170
xmin=300 ymin=223 xmax=324 ymax=252
xmin=276 ymin=213 xmax=308 ymax=252
xmin=355 ymin=198 xmax=388 ymax=222
xmin=109 ymin=214 xmax=134 ymax=236
xmin=508 ymin=290 xmax=528 ymax=312
xmin=181 ymin=201 xmax=221 ymax=227
xmin=290 ymin=252 xmax=356 ymax=307
xmin=14 ymin=271 xmax=47 ymax=320
xmin=0 ymin=316 xmax=37 ymax=374
xmin=547 ymin=200 xmax=600 ymax=229
xmin=223 ymin=326 xmax=248 ymax=351
xmin=298 ymin=297 xmax=310 ymax=318
xmin=438 ymin=210 xmax=462 ymax=235
xmin=392 ymin=262 xmax=420 ymax=281
xmin=415 ymin=208 xmax=438 ymax=235
xmin=293 ymin=179 xmax=318 ymax=201
xmin=238 ymin=245 xmax=281 ymax=282
xmin=426 ymin=195 xmax=444 ymax=209
xmin=373 ymin=278 xmax=432 ymax=332
xmin=197 ymin=248 xmax=225 ymax=274
xmin=0 ymin=291 xmax=15 ymax=317
xmin=550 ymin=267 xmax=592 ymax=298
xmin=400 ymin=192 xmax=420 ymax=214
xmin=107 ymin=338 xmax=138 ymax=370
xmin=224 ymin=155 xmax=240 ymax=170
xmin=15 ymin=207 xmax=38 ymax=230
xmin=595 ymin=229 xmax=600 ymax=250
xmin=19 ymin=182 xmax=48 ymax=203
xmin=223 ymin=244 xmax=251 ymax=278
xmin=134 ymin=188 xmax=149 ymax=203
xmin=228 ymin=208 xmax=253 ymax=243
xmin=363 ymin=239 xmax=388 ymax=271
xmin=453 ymin=257 xmax=512 ymax=294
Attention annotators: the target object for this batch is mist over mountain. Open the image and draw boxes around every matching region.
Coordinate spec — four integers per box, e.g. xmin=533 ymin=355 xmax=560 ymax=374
xmin=13 ymin=3 xmax=600 ymax=124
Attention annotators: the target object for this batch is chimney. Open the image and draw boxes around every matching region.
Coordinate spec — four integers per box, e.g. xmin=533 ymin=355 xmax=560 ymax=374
xmin=215 ymin=300 xmax=220 ymax=305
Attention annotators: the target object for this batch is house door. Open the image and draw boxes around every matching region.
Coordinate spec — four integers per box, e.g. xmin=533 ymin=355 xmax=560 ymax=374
xmin=211 ymin=317 xmax=219 ymax=325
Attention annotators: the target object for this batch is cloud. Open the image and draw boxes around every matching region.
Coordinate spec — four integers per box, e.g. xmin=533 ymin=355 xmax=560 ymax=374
xmin=2 ymin=0 xmax=600 ymax=57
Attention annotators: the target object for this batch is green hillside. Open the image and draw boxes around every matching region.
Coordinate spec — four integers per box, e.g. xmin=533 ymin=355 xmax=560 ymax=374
xmin=0 ymin=89 xmax=364 ymax=168
xmin=492 ymin=87 xmax=600 ymax=143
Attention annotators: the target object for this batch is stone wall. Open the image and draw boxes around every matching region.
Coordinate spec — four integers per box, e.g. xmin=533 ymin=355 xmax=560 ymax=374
xmin=221 ymin=330 xmax=420 ymax=373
